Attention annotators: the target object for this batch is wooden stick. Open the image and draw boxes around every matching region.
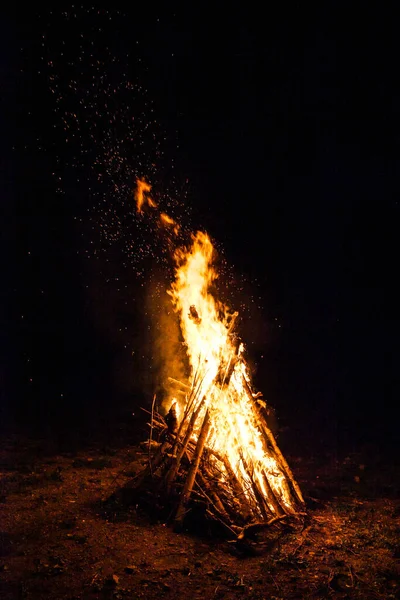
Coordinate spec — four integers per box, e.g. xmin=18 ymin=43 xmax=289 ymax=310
xmin=140 ymin=407 xmax=166 ymax=426
xmin=241 ymin=374 xmax=304 ymax=506
xmin=174 ymin=409 xmax=211 ymax=531
xmin=210 ymin=451 xmax=255 ymax=520
xmin=149 ymin=394 xmax=156 ymax=475
xmin=171 ymin=367 xmax=206 ymax=448
xmin=167 ymin=344 xmax=239 ymax=491
xmin=205 ymin=509 xmax=238 ymax=536
xmin=197 ymin=472 xmax=232 ymax=522
xmin=262 ymin=424 xmax=305 ymax=506
xmin=128 ymin=439 xmax=172 ymax=489
xmin=165 ymin=397 xmax=206 ymax=492
xmin=237 ymin=514 xmax=297 ymax=540
xmin=262 ymin=472 xmax=286 ymax=517
xmin=240 ymin=454 xmax=271 ymax=520
xmin=168 ymin=377 xmax=191 ymax=390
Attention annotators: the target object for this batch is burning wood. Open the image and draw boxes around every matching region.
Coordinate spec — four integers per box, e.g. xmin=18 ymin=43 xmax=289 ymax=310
xmin=125 ymin=225 xmax=305 ymax=540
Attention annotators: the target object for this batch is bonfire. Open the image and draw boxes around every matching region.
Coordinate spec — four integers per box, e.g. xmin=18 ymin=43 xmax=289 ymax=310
xmin=123 ymin=180 xmax=305 ymax=541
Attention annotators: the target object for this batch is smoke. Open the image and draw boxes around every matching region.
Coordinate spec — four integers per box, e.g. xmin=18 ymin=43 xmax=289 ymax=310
xmin=146 ymin=271 xmax=189 ymax=416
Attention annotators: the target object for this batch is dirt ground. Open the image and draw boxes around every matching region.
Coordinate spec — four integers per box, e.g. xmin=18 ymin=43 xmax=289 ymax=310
xmin=1 ymin=431 xmax=399 ymax=600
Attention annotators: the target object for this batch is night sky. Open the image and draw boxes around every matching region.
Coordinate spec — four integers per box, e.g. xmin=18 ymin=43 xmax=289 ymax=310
xmin=2 ymin=7 xmax=399 ymax=455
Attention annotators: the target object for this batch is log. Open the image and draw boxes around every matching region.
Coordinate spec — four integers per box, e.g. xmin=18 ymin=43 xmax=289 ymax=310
xmin=167 ymin=377 xmax=191 ymax=390
xmin=165 ymin=397 xmax=206 ymax=492
xmin=199 ymin=462 xmax=248 ymax=525
xmin=237 ymin=514 xmax=292 ymax=540
xmin=129 ymin=439 xmax=172 ymax=489
xmin=167 ymin=346 xmax=239 ymax=493
xmin=239 ymin=454 xmax=271 ymax=520
xmin=210 ymin=450 xmax=255 ymax=520
xmin=197 ymin=471 xmax=231 ymax=523
xmin=174 ymin=409 xmax=211 ymax=531
xmin=261 ymin=423 xmax=305 ymax=506
xmin=241 ymin=373 xmax=305 ymax=507
xmin=262 ymin=472 xmax=286 ymax=517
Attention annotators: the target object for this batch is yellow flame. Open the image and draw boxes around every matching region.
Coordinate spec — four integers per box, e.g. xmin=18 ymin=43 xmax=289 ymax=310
xmin=135 ymin=178 xmax=301 ymax=516
xmin=171 ymin=398 xmax=180 ymax=421
xmin=169 ymin=232 xmax=297 ymax=515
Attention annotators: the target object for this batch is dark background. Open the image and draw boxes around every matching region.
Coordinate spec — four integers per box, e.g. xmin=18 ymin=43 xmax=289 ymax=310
xmin=2 ymin=7 xmax=399 ymax=456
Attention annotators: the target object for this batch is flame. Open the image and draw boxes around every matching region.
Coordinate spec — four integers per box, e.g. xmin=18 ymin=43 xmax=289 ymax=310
xmin=160 ymin=213 xmax=180 ymax=235
xmin=135 ymin=179 xmax=179 ymax=235
xmin=134 ymin=178 xmax=302 ymax=517
xmin=135 ymin=178 xmax=157 ymax=213
xmin=169 ymin=232 xmax=297 ymax=515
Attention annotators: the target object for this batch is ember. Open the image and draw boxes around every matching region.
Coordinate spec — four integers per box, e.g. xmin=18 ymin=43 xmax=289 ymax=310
xmin=129 ymin=180 xmax=305 ymax=539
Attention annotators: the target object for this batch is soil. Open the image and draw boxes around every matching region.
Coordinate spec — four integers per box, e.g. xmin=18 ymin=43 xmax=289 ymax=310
xmin=0 ymin=431 xmax=399 ymax=600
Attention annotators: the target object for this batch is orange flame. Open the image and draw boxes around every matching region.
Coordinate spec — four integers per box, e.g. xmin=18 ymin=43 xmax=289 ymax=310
xmin=135 ymin=178 xmax=157 ymax=213
xmin=169 ymin=232 xmax=298 ymax=515
xmin=160 ymin=213 xmax=180 ymax=235
xmin=135 ymin=178 xmax=179 ymax=235
xmin=135 ymin=178 xmax=302 ymax=517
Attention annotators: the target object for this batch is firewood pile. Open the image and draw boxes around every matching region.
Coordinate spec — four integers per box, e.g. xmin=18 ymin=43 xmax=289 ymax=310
xmin=125 ymin=323 xmax=305 ymax=541
xmin=127 ymin=187 xmax=305 ymax=543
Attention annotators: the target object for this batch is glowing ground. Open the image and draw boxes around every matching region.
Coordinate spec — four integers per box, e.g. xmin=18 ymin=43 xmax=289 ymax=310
xmin=0 ymin=432 xmax=398 ymax=599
